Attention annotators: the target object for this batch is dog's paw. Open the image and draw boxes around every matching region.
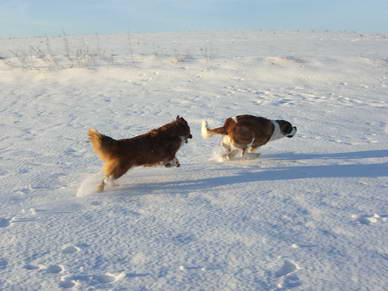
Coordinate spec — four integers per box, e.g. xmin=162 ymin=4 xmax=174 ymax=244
xmin=165 ymin=162 xmax=180 ymax=168
xmin=96 ymin=184 xmax=105 ymax=192
xmin=165 ymin=158 xmax=180 ymax=168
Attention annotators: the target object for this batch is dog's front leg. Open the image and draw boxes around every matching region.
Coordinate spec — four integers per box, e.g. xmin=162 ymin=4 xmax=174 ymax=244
xmin=164 ymin=157 xmax=180 ymax=168
xmin=105 ymin=176 xmax=119 ymax=187
xmin=97 ymin=176 xmax=118 ymax=192
xmin=227 ymin=150 xmax=240 ymax=160
xmin=247 ymin=146 xmax=261 ymax=158
xmin=97 ymin=179 xmax=106 ymax=192
xmin=221 ymin=136 xmax=233 ymax=160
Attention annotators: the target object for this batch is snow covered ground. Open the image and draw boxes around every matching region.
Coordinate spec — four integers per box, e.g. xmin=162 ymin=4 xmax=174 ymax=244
xmin=0 ymin=31 xmax=388 ymax=290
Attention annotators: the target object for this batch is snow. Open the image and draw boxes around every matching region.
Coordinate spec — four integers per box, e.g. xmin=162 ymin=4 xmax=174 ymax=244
xmin=0 ymin=31 xmax=388 ymax=290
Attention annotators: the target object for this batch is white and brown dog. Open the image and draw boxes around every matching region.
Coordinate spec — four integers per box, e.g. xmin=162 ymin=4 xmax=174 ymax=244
xmin=201 ymin=114 xmax=297 ymax=159
xmin=88 ymin=116 xmax=192 ymax=192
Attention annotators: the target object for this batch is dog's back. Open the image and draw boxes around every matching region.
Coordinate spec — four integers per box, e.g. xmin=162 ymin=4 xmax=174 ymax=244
xmin=88 ymin=129 xmax=179 ymax=167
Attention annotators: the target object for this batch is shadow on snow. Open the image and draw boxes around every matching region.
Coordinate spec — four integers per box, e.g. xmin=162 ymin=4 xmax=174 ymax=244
xmin=113 ymin=150 xmax=388 ymax=195
xmin=266 ymin=149 xmax=388 ymax=161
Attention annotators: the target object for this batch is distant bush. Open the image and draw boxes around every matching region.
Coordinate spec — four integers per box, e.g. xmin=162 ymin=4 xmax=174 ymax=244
xmin=3 ymin=34 xmax=120 ymax=70
xmin=0 ymin=32 xmax=216 ymax=71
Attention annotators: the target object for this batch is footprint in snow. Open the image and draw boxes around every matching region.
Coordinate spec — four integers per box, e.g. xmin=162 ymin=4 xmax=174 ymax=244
xmin=62 ymin=245 xmax=81 ymax=255
xmin=275 ymin=260 xmax=299 ymax=278
xmin=62 ymin=243 xmax=89 ymax=254
xmin=0 ymin=168 xmax=8 ymax=176
xmin=354 ymin=213 xmax=388 ymax=225
xmin=59 ymin=278 xmax=79 ymax=289
xmin=59 ymin=272 xmax=125 ymax=289
xmin=0 ymin=218 xmax=11 ymax=228
xmin=178 ymin=265 xmax=223 ymax=272
xmin=173 ymin=233 xmax=195 ymax=245
xmin=273 ymin=260 xmax=302 ymax=290
xmin=24 ymin=264 xmax=64 ymax=273
xmin=44 ymin=264 xmax=64 ymax=274
xmin=23 ymin=264 xmax=40 ymax=271
xmin=0 ymin=258 xmax=8 ymax=270
xmin=280 ymin=274 xmax=303 ymax=289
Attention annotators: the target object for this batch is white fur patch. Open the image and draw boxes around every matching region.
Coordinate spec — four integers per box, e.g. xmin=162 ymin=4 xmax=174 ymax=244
xmin=247 ymin=138 xmax=256 ymax=153
xmin=180 ymin=136 xmax=188 ymax=144
xmin=289 ymin=126 xmax=297 ymax=137
xmin=201 ymin=120 xmax=210 ymax=139
xmin=221 ymin=135 xmax=233 ymax=147
xmin=270 ymin=120 xmax=285 ymax=141
xmin=222 ymin=135 xmax=243 ymax=157
xmin=231 ymin=116 xmax=238 ymax=123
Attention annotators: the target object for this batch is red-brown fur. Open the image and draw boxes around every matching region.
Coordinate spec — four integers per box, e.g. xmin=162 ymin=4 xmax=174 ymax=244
xmin=204 ymin=115 xmax=273 ymax=155
xmin=202 ymin=115 xmax=296 ymax=159
xmin=88 ymin=116 xmax=192 ymax=192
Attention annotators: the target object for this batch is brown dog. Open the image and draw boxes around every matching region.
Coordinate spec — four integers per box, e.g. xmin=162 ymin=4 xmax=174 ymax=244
xmin=201 ymin=115 xmax=296 ymax=159
xmin=88 ymin=116 xmax=192 ymax=192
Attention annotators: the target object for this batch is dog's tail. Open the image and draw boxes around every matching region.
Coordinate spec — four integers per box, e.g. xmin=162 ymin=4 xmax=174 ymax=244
xmin=88 ymin=128 xmax=118 ymax=161
xmin=201 ymin=120 xmax=227 ymax=139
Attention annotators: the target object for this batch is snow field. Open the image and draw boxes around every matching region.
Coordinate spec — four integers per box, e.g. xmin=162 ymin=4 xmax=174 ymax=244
xmin=0 ymin=31 xmax=388 ymax=290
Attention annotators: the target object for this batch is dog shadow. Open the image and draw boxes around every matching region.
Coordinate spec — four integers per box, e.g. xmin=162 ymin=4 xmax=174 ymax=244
xmin=265 ymin=149 xmax=388 ymax=161
xmin=115 ymin=150 xmax=388 ymax=196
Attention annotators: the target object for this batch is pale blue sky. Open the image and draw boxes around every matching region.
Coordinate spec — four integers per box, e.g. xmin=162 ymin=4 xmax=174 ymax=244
xmin=1 ymin=0 xmax=387 ymax=37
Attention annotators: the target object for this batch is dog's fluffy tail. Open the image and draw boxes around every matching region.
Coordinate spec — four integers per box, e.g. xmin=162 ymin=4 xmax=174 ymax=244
xmin=201 ymin=120 xmax=226 ymax=139
xmin=88 ymin=128 xmax=118 ymax=161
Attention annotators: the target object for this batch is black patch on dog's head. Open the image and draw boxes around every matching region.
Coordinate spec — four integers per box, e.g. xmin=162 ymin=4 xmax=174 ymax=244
xmin=276 ymin=120 xmax=297 ymax=138
xmin=176 ymin=116 xmax=192 ymax=142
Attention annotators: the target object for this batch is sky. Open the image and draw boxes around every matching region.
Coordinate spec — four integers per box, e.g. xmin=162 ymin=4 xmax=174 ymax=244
xmin=0 ymin=0 xmax=387 ymax=37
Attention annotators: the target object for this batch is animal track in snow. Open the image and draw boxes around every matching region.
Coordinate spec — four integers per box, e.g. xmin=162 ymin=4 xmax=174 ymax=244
xmin=178 ymin=265 xmax=223 ymax=272
xmin=173 ymin=233 xmax=195 ymax=245
xmin=0 ymin=168 xmax=8 ymax=176
xmin=0 ymin=258 xmax=8 ymax=270
xmin=275 ymin=260 xmax=299 ymax=278
xmin=59 ymin=278 xmax=79 ymax=289
xmin=354 ymin=213 xmax=388 ymax=225
xmin=0 ymin=218 xmax=11 ymax=228
xmin=23 ymin=264 xmax=40 ymax=271
xmin=24 ymin=263 xmax=64 ymax=273
xmin=59 ymin=272 xmax=125 ymax=289
xmin=279 ymin=274 xmax=303 ymax=289
xmin=273 ymin=260 xmax=302 ymax=290
xmin=43 ymin=264 xmax=64 ymax=274
xmin=272 ymin=98 xmax=295 ymax=107
xmin=62 ymin=244 xmax=81 ymax=254
xmin=62 ymin=243 xmax=89 ymax=254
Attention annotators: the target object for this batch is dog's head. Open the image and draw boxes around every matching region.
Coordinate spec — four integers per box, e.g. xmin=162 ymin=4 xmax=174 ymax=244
xmin=276 ymin=120 xmax=297 ymax=138
xmin=176 ymin=115 xmax=192 ymax=143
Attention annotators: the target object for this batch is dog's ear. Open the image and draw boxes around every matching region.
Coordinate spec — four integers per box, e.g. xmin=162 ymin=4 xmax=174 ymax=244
xmin=176 ymin=115 xmax=180 ymax=121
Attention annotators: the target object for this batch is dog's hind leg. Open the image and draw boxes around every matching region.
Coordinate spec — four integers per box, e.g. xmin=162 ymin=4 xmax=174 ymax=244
xmin=97 ymin=160 xmax=131 ymax=192
xmin=247 ymin=143 xmax=261 ymax=158
xmin=226 ymin=150 xmax=239 ymax=160
xmin=97 ymin=176 xmax=111 ymax=192
xmin=221 ymin=136 xmax=239 ymax=160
